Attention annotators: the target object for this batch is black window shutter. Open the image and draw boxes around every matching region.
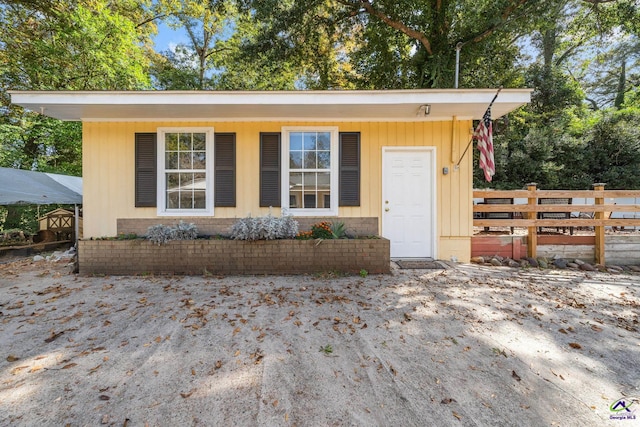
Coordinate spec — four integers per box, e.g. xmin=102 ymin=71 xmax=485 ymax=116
xmin=135 ymin=133 xmax=157 ymax=207
xmin=339 ymin=132 xmax=360 ymax=206
xmin=260 ymin=132 xmax=281 ymax=207
xmin=215 ymin=133 xmax=236 ymax=207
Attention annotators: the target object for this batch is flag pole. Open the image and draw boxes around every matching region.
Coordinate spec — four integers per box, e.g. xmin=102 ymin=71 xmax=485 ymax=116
xmin=455 ymin=86 xmax=502 ymax=168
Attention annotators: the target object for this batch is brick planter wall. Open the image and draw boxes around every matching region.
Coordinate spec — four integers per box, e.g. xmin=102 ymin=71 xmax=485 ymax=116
xmin=78 ymin=238 xmax=390 ymax=275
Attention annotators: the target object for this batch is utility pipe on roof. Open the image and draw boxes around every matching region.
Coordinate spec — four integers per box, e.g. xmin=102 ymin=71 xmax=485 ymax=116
xmin=455 ymin=42 xmax=463 ymax=89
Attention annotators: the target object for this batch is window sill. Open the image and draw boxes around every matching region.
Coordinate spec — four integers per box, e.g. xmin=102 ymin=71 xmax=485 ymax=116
xmin=157 ymin=210 xmax=213 ymax=217
xmin=287 ymin=209 xmax=337 ymax=217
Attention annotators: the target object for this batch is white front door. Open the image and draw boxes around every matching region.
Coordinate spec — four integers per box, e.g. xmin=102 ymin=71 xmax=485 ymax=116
xmin=382 ymin=147 xmax=436 ymax=258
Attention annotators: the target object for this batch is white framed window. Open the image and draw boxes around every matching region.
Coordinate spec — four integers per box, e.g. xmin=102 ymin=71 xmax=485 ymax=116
xmin=157 ymin=127 xmax=214 ymax=216
xmin=281 ymin=126 xmax=339 ymax=216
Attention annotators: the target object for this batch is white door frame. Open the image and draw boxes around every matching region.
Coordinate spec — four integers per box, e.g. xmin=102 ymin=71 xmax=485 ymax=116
xmin=381 ymin=146 xmax=437 ymax=259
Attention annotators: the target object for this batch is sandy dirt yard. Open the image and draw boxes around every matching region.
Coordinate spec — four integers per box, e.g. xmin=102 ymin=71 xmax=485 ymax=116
xmin=1 ymin=257 xmax=639 ymax=427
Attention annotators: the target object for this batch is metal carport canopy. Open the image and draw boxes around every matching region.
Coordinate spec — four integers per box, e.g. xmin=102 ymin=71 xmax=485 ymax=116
xmin=0 ymin=167 xmax=82 ymax=205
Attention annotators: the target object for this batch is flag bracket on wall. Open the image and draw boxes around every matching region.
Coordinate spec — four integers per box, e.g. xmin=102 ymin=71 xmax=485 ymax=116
xmin=454 ymin=86 xmax=502 ymax=182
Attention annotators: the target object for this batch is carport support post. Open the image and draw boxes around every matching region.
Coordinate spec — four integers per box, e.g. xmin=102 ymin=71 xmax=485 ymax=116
xmin=527 ymin=183 xmax=537 ymax=259
xmin=594 ymin=183 xmax=606 ymax=265
xmin=74 ymin=204 xmax=80 ymax=274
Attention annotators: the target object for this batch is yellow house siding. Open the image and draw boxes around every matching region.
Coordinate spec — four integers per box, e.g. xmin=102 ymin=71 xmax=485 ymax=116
xmin=82 ymin=120 xmax=474 ymax=261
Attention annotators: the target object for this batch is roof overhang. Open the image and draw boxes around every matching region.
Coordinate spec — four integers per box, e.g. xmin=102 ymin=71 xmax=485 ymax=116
xmin=9 ymin=89 xmax=532 ymax=122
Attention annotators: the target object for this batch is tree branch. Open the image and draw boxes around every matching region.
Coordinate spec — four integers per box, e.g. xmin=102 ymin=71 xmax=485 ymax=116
xmin=358 ymin=0 xmax=433 ymax=54
xmin=460 ymin=0 xmax=531 ymax=47
xmin=136 ymin=14 xmax=166 ymax=29
xmin=581 ymin=0 xmax=618 ymax=3
xmin=204 ymin=47 xmax=231 ymax=60
xmin=555 ymin=41 xmax=584 ymax=67
xmin=584 ymin=97 xmax=600 ymax=110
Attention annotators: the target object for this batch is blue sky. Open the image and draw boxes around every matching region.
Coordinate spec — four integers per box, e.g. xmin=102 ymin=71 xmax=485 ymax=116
xmin=152 ymin=22 xmax=189 ymax=52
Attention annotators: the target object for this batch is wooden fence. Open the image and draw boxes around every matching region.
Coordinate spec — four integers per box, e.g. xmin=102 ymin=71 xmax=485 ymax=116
xmin=473 ymin=184 xmax=640 ymax=264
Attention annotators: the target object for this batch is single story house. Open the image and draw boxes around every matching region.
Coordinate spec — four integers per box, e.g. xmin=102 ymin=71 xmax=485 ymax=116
xmin=10 ymin=89 xmax=530 ymax=264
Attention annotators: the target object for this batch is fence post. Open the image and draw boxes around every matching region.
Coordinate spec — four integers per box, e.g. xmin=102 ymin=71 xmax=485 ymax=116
xmin=527 ymin=183 xmax=537 ymax=259
xmin=593 ymin=183 xmax=606 ymax=265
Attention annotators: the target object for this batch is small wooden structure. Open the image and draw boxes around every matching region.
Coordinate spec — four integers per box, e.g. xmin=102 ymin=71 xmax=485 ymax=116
xmin=38 ymin=208 xmax=83 ymax=241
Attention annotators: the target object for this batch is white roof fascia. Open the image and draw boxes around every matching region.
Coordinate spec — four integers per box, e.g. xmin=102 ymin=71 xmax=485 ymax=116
xmin=9 ymin=89 xmax=532 ymax=122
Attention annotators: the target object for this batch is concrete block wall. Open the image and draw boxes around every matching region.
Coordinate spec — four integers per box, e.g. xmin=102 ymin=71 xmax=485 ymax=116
xmin=78 ymin=238 xmax=390 ymax=275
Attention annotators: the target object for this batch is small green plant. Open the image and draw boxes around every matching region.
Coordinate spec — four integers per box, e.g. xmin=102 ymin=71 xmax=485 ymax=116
xmin=296 ymin=221 xmax=331 ymax=240
xmin=330 ymin=221 xmax=347 ymax=239
xmin=359 ymin=269 xmax=368 ymax=278
xmin=319 ymin=344 xmax=333 ymax=355
xmin=116 ymin=232 xmax=138 ymax=240
xmin=311 ymin=221 xmax=333 ymax=239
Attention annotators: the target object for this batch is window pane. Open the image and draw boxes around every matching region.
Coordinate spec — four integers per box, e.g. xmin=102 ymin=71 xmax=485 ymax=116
xmin=290 ymin=132 xmax=303 ymax=150
xmin=317 ymin=132 xmax=330 ymax=150
xmin=166 ymin=133 xmax=178 ymax=150
xmin=193 ymin=151 xmax=206 ymax=169
xmin=167 ymin=191 xmax=180 ymax=209
xmin=303 ymin=193 xmax=316 ymax=208
xmin=317 ymin=172 xmax=330 ymax=190
xmin=179 ymin=133 xmax=191 ymax=151
xmin=290 ymin=151 xmax=302 ymax=169
xmin=192 ymin=133 xmax=206 ymax=150
xmin=180 ymin=191 xmax=193 ymax=209
xmin=193 ymin=173 xmax=206 ymax=190
xmin=180 ymin=173 xmax=194 ymax=190
xmin=303 ymin=172 xmax=316 ymax=188
xmin=179 ymin=152 xmax=192 ymax=169
xmin=317 ymin=151 xmax=330 ymax=169
xmin=289 ymin=191 xmax=301 ymax=208
xmin=166 ymin=173 xmax=180 ymax=190
xmin=303 ymin=133 xmax=316 ymax=150
xmin=304 ymin=151 xmax=317 ymax=169
xmin=193 ymin=190 xmax=206 ymax=209
xmin=289 ymin=172 xmax=302 ymax=188
xmin=166 ymin=152 xmax=178 ymax=170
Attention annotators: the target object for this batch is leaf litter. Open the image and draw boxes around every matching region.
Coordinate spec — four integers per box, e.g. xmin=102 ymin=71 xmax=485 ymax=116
xmin=0 ymin=258 xmax=638 ymax=426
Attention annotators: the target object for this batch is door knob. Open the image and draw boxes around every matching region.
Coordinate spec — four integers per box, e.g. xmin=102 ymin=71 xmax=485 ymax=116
xmin=385 ymin=208 xmax=390 ymax=212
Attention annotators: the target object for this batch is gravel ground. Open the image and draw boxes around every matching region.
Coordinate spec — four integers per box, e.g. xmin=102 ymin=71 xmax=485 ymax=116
xmin=1 ymin=257 xmax=639 ymax=426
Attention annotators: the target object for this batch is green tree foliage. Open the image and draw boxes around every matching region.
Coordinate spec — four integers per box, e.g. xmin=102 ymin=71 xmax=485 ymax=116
xmin=237 ymin=0 xmax=543 ymax=89
xmin=488 ymin=0 xmax=640 ymax=190
xmin=0 ymin=0 xmax=155 ymax=230
xmin=0 ymin=1 xmax=153 ymax=92
xmin=579 ymin=108 xmax=640 ymax=189
xmin=151 ymin=0 xmax=235 ymax=90
xmin=0 ymin=0 xmax=155 ymax=172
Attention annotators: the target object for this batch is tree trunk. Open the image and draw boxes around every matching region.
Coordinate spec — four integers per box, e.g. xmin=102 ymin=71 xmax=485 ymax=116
xmin=3 ymin=206 xmax=23 ymax=230
xmin=614 ymin=58 xmax=626 ymax=109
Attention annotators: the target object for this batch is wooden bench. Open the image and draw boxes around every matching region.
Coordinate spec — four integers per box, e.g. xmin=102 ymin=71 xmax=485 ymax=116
xmin=483 ymin=198 xmax=514 ymax=233
xmin=538 ymin=198 xmax=573 ymax=235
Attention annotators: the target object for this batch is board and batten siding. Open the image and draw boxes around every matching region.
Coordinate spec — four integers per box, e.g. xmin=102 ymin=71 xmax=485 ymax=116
xmin=82 ymin=120 xmax=474 ymax=262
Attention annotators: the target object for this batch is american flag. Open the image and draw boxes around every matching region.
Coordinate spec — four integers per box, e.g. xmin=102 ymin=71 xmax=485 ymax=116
xmin=475 ymin=107 xmax=494 ymax=182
